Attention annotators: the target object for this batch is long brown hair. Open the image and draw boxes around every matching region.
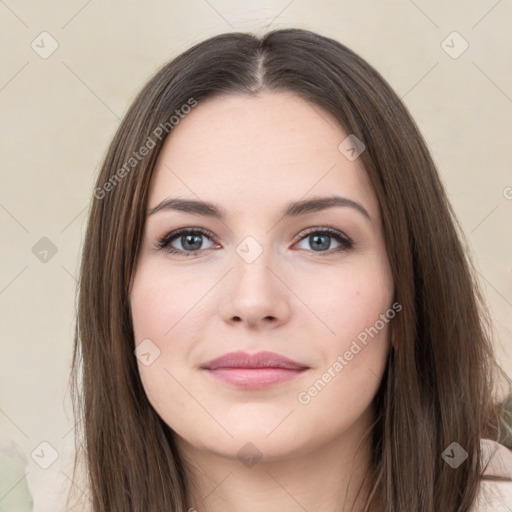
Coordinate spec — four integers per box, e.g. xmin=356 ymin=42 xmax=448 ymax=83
xmin=68 ymin=28 xmax=512 ymax=511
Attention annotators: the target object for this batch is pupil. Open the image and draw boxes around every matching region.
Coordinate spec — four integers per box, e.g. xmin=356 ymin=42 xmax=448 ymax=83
xmin=311 ymin=234 xmax=330 ymax=251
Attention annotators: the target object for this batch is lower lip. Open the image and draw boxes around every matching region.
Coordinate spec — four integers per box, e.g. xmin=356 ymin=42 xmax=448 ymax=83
xmin=203 ymin=367 xmax=307 ymax=390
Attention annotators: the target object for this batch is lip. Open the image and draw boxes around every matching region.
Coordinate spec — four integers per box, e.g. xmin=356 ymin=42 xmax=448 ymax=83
xmin=201 ymin=351 xmax=309 ymax=390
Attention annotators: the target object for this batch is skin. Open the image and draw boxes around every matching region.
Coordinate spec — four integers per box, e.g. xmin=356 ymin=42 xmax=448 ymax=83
xmin=130 ymin=91 xmax=394 ymax=512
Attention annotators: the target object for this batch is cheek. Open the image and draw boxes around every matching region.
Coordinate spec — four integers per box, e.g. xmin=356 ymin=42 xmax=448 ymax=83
xmin=130 ymin=260 xmax=220 ymax=423
xmin=302 ymin=253 xmax=394 ymax=347
xmin=130 ymin=263 xmax=187 ymax=408
xmin=302 ymin=256 xmax=394 ymax=394
xmin=296 ymin=259 xmax=393 ymax=412
xmin=130 ymin=261 xmax=208 ymax=343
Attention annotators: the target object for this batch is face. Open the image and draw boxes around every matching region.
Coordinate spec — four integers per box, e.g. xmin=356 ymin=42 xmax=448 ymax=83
xmin=129 ymin=91 xmax=395 ymax=462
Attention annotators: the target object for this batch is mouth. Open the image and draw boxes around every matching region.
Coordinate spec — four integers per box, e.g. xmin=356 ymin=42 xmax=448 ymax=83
xmin=200 ymin=351 xmax=309 ymax=390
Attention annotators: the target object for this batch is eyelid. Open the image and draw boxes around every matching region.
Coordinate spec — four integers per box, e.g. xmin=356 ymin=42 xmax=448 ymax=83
xmin=155 ymin=227 xmax=218 ymax=252
xmin=293 ymin=226 xmax=354 ymax=252
xmin=156 ymin=225 xmax=354 ymax=255
xmin=294 ymin=226 xmax=351 ymax=243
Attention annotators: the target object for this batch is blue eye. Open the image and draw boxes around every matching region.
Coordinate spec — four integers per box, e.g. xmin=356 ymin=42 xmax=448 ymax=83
xmin=156 ymin=226 xmax=353 ymax=256
xmin=295 ymin=227 xmax=353 ymax=253
xmin=157 ymin=227 xmax=216 ymax=256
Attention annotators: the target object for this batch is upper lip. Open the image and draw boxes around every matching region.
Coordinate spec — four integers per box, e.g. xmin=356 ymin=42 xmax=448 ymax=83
xmin=201 ymin=351 xmax=309 ymax=370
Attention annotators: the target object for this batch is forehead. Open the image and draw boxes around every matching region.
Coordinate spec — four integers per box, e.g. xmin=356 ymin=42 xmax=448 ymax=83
xmin=148 ymin=91 xmax=379 ymax=220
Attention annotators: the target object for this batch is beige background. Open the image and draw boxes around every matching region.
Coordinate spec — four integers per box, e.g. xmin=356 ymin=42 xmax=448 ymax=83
xmin=1 ymin=1 xmax=511 ymax=510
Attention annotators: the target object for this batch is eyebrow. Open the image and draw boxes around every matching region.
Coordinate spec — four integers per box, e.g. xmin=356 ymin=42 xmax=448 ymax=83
xmin=147 ymin=195 xmax=371 ymax=222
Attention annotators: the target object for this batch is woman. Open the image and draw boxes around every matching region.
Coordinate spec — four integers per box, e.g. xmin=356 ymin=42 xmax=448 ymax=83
xmin=68 ymin=28 xmax=512 ymax=511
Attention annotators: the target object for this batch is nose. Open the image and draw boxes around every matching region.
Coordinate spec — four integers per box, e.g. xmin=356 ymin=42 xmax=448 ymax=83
xmin=218 ymin=247 xmax=291 ymax=330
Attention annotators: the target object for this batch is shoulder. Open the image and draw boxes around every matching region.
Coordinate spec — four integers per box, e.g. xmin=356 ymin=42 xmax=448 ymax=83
xmin=473 ymin=438 xmax=512 ymax=511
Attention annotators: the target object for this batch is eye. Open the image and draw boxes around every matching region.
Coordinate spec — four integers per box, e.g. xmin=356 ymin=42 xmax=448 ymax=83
xmin=156 ymin=227 xmax=218 ymax=256
xmin=294 ymin=227 xmax=353 ymax=253
xmin=156 ymin=226 xmax=353 ymax=257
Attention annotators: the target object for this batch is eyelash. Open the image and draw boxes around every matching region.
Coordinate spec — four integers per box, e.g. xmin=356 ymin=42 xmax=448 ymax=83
xmin=156 ymin=226 xmax=354 ymax=257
